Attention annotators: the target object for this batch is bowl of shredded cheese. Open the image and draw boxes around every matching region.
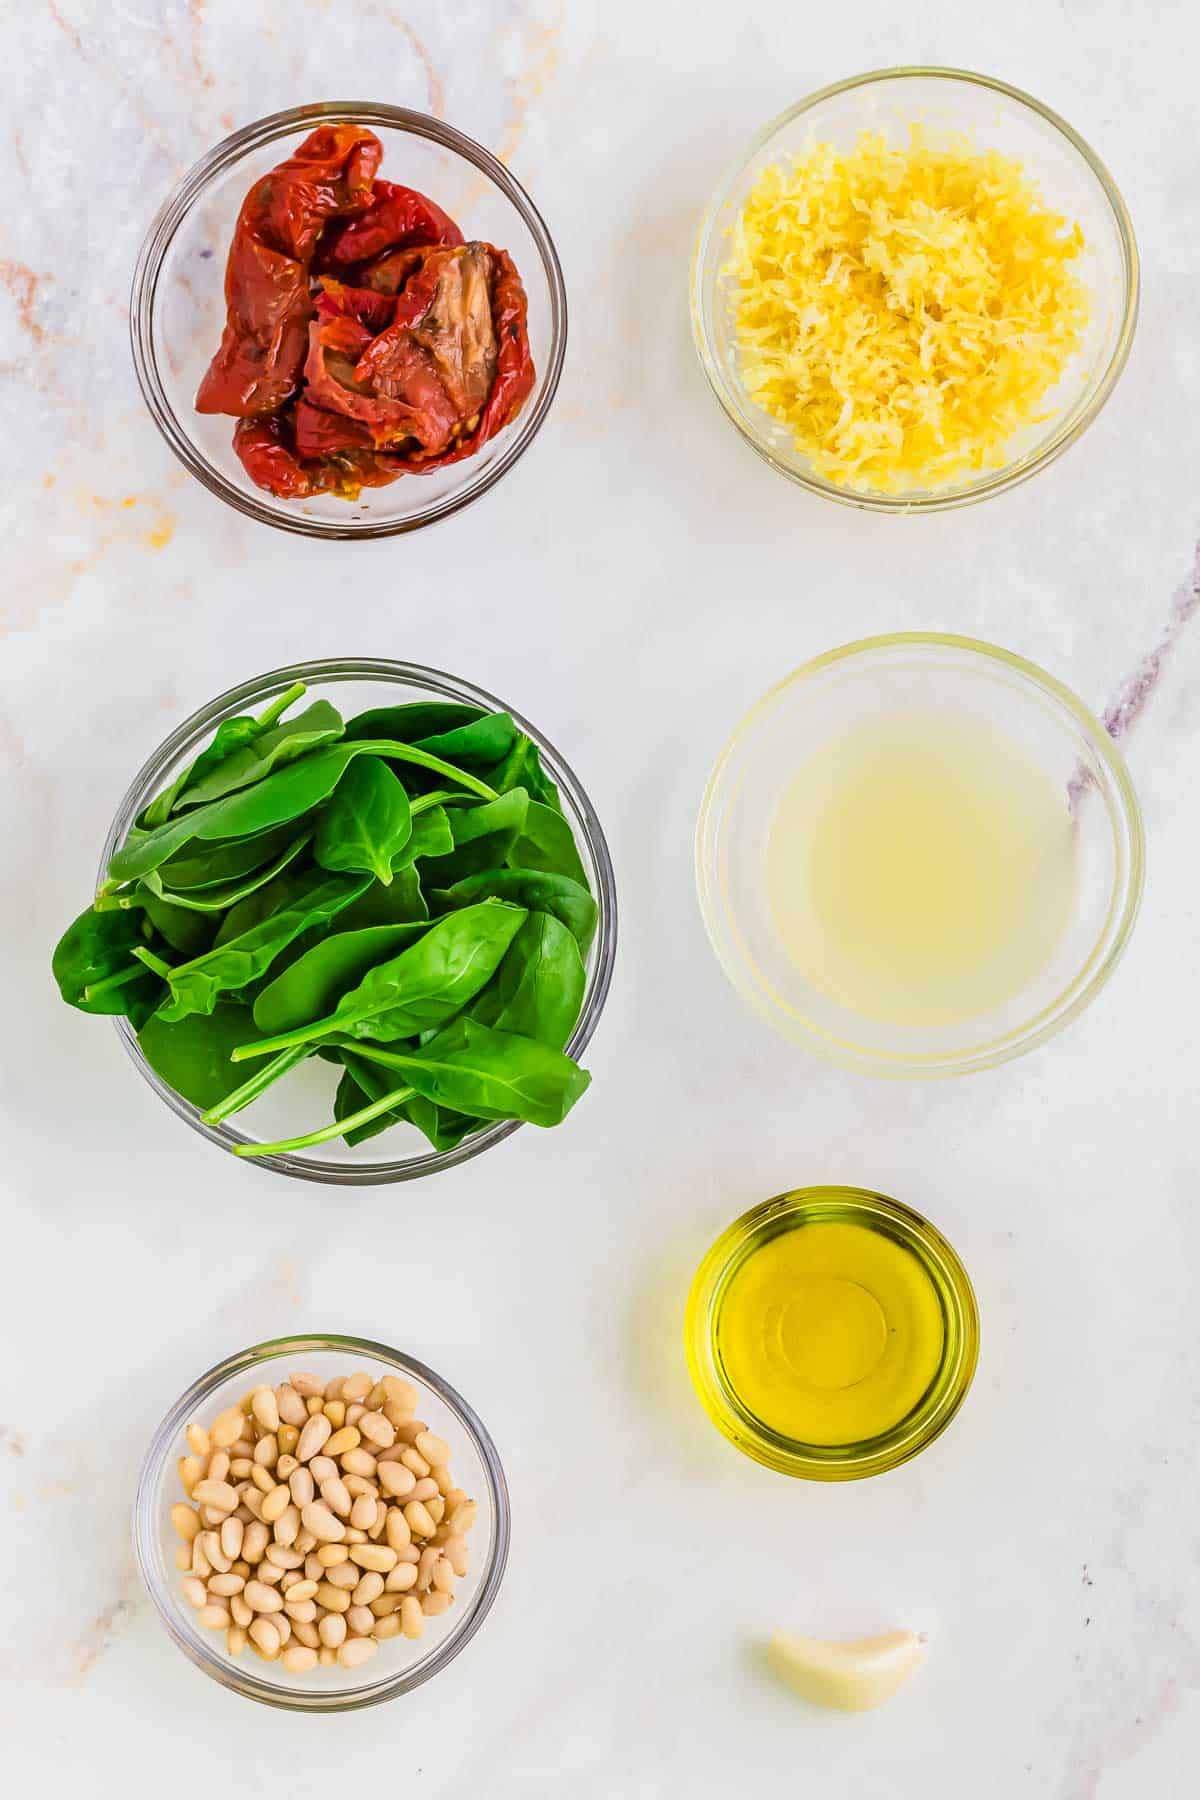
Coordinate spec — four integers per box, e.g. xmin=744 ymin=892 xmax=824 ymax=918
xmin=691 ymin=68 xmax=1138 ymax=509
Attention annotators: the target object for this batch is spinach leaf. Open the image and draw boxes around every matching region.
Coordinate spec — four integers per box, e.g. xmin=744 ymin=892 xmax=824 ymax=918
xmin=314 ymin=757 xmax=411 ymax=884
xmin=334 ymin=1064 xmax=394 ymax=1147
xmin=253 ymin=922 xmax=430 ymax=1036
xmin=421 ymin=790 xmax=529 ymax=886
xmin=237 ymin=901 xmax=528 ymax=1058
xmin=470 ymin=912 xmax=586 ymax=1049
xmin=143 ymin=832 xmax=309 ymax=913
xmin=173 ymin=699 xmax=346 ymax=809
xmin=52 ymin=905 xmax=148 ymax=1013
xmin=395 ymin=804 xmax=453 ymax=867
xmin=108 ymin=739 xmax=495 ymax=885
xmin=140 ymin=889 xmax=219 ymax=958
xmin=137 ymin=1001 xmax=268 ymax=1109
xmin=139 ymin=681 xmax=309 ymax=828
xmin=344 ymin=1018 xmax=590 ymax=1128
xmin=344 ymin=702 xmax=482 ymax=743
xmin=482 ymin=733 xmax=563 ymax=811
xmin=412 ymin=712 xmax=517 ymax=767
xmin=510 ymin=800 xmax=588 ymax=884
xmin=432 ymin=868 xmax=597 ymax=953
xmin=156 ymin=870 xmax=372 ymax=1022
xmin=155 ymin=819 xmax=302 ymax=891
xmin=335 ymin=864 xmax=428 ymax=931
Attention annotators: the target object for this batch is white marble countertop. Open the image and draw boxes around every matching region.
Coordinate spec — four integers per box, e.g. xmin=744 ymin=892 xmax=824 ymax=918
xmin=3 ymin=1 xmax=1199 ymax=1793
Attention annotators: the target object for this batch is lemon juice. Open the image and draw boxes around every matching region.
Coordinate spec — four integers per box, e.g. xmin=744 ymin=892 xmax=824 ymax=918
xmin=766 ymin=711 xmax=1078 ymax=1027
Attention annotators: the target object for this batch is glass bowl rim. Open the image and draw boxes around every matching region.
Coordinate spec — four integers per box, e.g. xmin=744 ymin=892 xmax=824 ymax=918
xmin=129 ymin=100 xmax=568 ymax=540
xmin=684 ymin=1186 xmax=980 ymax=1480
xmin=133 ymin=1331 xmax=510 ymax=1710
xmin=689 ymin=64 xmax=1140 ymax=514
xmin=98 ymin=655 xmax=618 ymax=1182
xmin=694 ymin=631 xmax=1145 ymax=1076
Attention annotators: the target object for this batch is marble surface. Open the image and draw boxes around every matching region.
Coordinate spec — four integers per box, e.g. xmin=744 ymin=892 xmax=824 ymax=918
xmin=3 ymin=1 xmax=1200 ymax=1793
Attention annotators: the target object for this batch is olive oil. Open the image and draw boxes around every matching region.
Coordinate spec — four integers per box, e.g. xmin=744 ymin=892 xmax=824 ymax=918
xmin=715 ymin=1221 xmax=945 ymax=1446
xmin=765 ymin=711 xmax=1078 ymax=1027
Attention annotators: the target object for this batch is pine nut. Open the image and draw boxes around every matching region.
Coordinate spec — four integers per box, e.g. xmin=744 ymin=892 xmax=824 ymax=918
xmin=230 ymin=1594 xmax=252 ymax=1628
xmin=324 ymin=1562 xmax=359 ymax=1589
xmin=289 ymin=1372 xmax=323 ymax=1398
xmin=198 ymin=1603 xmax=230 ymax=1630
xmin=352 ymin=1571 xmax=384 ymax=1607
xmin=444 ymin=1537 xmax=470 ymax=1578
xmin=350 ymin=1495 xmax=377 ymax=1531
xmin=251 ymin=1388 xmax=279 ymax=1434
xmin=253 ymin=1432 xmax=278 ymax=1468
xmin=284 ymin=1599 xmax=317 ymax=1624
xmin=383 ymin=1377 xmax=419 ymax=1410
xmin=178 ymin=1455 xmax=202 ymax=1495
xmin=422 ymin=1591 xmax=452 ymax=1616
xmin=346 ymin=1403 xmax=366 ymax=1426
xmin=415 ymin=1431 xmax=450 ymax=1466
xmin=382 ymin=1398 xmax=415 ymax=1429
xmin=210 ymin=1407 xmax=244 ymax=1450
xmin=261 ymin=1483 xmax=290 ymax=1523
xmin=220 ymin=1517 xmax=244 ymax=1562
xmin=345 ymin=1526 xmax=367 ymax=1544
xmin=324 ymin=1426 xmax=360 ymax=1459
xmin=346 ymin=1605 xmax=375 ymax=1636
xmin=358 ymin=1411 xmax=395 ymax=1449
xmin=400 ymin=1448 xmax=430 ymax=1478
xmin=282 ymin=1644 xmax=318 ymax=1674
xmin=309 ymin=1455 xmax=337 ymax=1485
xmin=341 ymin=1448 xmax=377 ymax=1478
xmin=342 ymin=1372 xmax=372 ymax=1403
xmin=274 ymin=1613 xmax=292 ymax=1645
xmin=318 ymin=1647 xmax=336 ymax=1666
xmin=384 ymin=1508 xmax=411 ymax=1552
xmin=192 ymin=1479 xmax=237 ymax=1514
xmin=170 ymin=1503 xmax=201 ymax=1542
xmin=324 ymin=1377 xmax=345 ymax=1403
xmin=242 ymin=1521 xmax=269 ymax=1564
xmin=250 ymin=1465 xmax=275 ymax=1494
xmin=297 ymin=1414 xmax=332 ymax=1463
xmin=315 ymin=1581 xmax=350 ymax=1614
xmin=248 ymin=1618 xmax=281 ymax=1658
xmin=229 ymin=1458 xmax=253 ymax=1480
xmin=185 ymin=1423 xmax=210 ymax=1457
xmin=256 ymin=1558 xmax=285 ymax=1585
xmin=395 ymin=1419 xmax=428 ymax=1446
xmin=432 ymin=1466 xmax=454 ymax=1497
xmin=323 ymin=1401 xmax=347 ymax=1430
xmin=338 ymin=1637 xmax=377 ymax=1669
xmin=417 ymin=1547 xmax=440 ymax=1591
xmin=288 ymin=1467 xmax=314 ymax=1507
xmin=403 ymin=1501 xmax=436 ymax=1540
xmin=207 ymin=1572 xmax=245 ymax=1597
xmin=432 ymin=1559 xmax=456 ymax=1595
xmin=201 ymin=1530 xmax=231 ymax=1574
xmin=181 ymin=1576 xmax=206 ymax=1608
xmin=265 ymin=1543 xmax=303 ymax=1570
xmin=305 ymin=1396 xmax=323 ymax=1416
xmin=207 ymin=1449 xmax=231 ymax=1485
xmin=227 ymin=1625 xmax=246 ymax=1658
xmin=276 ymin=1427 xmax=300 ymax=1457
xmin=295 ymin=1527 xmax=317 ymax=1554
xmin=275 ymin=1452 xmax=298 ymax=1479
xmin=276 ymin=1384 xmax=307 ymax=1426
xmin=375 ymin=1612 xmax=402 ymax=1640
xmin=449 ymin=1500 xmax=478 ymax=1534
xmin=400 ymin=1596 xmax=424 ymax=1639
xmin=384 ymin=1562 xmax=418 ymax=1591
xmin=343 ymin=1474 xmax=377 ymax=1499
xmin=301 ymin=1500 xmax=344 ymax=1543
xmin=370 ymin=1592 xmax=400 ymax=1618
xmin=244 ymin=1580 xmax=283 ymax=1614
xmin=410 ymin=1478 xmax=438 ymax=1503
xmin=292 ymin=1620 xmax=320 ymax=1648
xmin=318 ymin=1613 xmax=346 ymax=1648
xmin=241 ymin=1488 xmax=265 ymax=1521
xmin=174 ymin=1544 xmax=192 ymax=1571
xmin=350 ymin=1543 xmax=397 ymax=1573
xmin=320 ymin=1477 xmax=352 ymax=1519
xmin=316 ymin=1543 xmax=348 ymax=1568
xmin=274 ymin=1504 xmax=300 ymax=1548
xmin=191 ymin=1539 xmax=212 ymax=1579
xmin=378 ymin=1462 xmax=416 ymax=1499
xmin=427 ymin=1497 xmax=445 ymax=1525
xmin=287 ymin=1579 xmax=318 ymax=1604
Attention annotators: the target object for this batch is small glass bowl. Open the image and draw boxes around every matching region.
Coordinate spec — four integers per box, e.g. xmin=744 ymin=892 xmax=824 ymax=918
xmin=130 ymin=102 xmax=567 ymax=538
xmin=134 ymin=1335 xmax=509 ymax=1709
xmin=686 ymin=1188 xmax=979 ymax=1481
xmin=690 ymin=67 xmax=1138 ymax=511
xmin=98 ymin=658 xmax=617 ymax=1182
xmin=696 ymin=634 xmax=1143 ymax=1077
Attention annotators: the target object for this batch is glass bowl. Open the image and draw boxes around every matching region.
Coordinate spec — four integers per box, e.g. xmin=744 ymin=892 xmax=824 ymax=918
xmin=686 ymin=1188 xmax=979 ymax=1481
xmin=98 ymin=657 xmax=617 ymax=1182
xmin=134 ymin=1335 xmax=509 ymax=1709
xmin=690 ymin=67 xmax=1138 ymax=511
xmin=696 ymin=634 xmax=1143 ymax=1076
xmin=130 ymin=102 xmax=567 ymax=538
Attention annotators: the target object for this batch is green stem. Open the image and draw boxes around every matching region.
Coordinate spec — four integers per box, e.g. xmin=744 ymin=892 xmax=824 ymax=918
xmin=255 ymin=681 xmax=307 ymax=731
xmin=93 ymin=889 xmax=145 ymax=912
xmin=132 ymin=945 xmax=174 ymax=979
xmin=328 ymin=1037 xmax=416 ymax=1076
xmin=233 ymin=1083 xmax=415 ymax=1157
xmin=202 ymin=1044 xmax=313 ymax=1125
xmin=82 ymin=962 xmax=149 ymax=1003
xmin=231 ymin=1016 xmax=338 ymax=1062
xmin=354 ymin=740 xmax=496 ymax=802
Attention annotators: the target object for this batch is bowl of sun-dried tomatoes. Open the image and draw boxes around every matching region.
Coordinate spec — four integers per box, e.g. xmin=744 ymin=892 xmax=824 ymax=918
xmin=131 ymin=103 xmax=567 ymax=538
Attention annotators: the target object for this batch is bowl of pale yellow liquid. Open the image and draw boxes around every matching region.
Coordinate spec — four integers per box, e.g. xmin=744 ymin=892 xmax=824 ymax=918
xmin=686 ymin=1188 xmax=979 ymax=1480
xmin=696 ymin=634 xmax=1143 ymax=1075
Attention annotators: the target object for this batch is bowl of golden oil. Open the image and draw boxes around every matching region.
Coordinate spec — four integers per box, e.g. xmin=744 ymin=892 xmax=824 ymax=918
xmin=686 ymin=1187 xmax=979 ymax=1480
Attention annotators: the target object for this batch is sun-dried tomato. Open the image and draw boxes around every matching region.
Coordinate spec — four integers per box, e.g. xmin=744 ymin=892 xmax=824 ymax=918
xmin=199 ymin=128 xmax=535 ymax=501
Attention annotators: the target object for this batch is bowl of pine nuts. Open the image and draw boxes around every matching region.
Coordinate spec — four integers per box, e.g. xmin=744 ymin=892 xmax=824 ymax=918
xmin=134 ymin=1335 xmax=509 ymax=1709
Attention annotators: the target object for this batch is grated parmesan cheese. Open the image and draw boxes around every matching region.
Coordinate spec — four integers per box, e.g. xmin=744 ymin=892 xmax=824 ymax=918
xmin=728 ymin=128 xmax=1090 ymax=492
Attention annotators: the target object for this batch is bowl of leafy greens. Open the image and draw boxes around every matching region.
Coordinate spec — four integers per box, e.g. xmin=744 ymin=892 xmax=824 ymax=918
xmin=53 ymin=659 xmax=616 ymax=1183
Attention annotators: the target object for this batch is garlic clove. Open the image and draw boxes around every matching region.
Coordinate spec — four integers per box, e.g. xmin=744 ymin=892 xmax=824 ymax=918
xmin=768 ymin=1628 xmax=927 ymax=1712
